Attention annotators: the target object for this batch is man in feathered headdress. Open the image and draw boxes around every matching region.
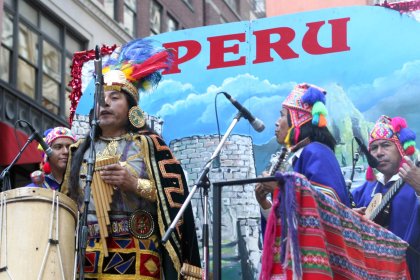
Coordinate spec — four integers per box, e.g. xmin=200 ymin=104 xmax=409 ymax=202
xmin=62 ymin=39 xmax=200 ymax=279
xmin=352 ymin=115 xmax=420 ymax=279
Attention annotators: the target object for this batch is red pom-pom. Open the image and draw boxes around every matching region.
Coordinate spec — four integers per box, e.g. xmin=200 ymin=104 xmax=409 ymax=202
xmin=366 ymin=166 xmax=376 ymax=181
xmin=391 ymin=117 xmax=407 ymax=133
xmin=43 ymin=162 xmax=51 ymax=174
xmin=405 ymin=146 xmax=415 ymax=156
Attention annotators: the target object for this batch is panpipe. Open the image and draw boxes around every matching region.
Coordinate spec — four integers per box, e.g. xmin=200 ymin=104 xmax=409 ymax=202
xmin=180 ymin=263 xmax=202 ymax=280
xmin=92 ymin=156 xmax=119 ymax=257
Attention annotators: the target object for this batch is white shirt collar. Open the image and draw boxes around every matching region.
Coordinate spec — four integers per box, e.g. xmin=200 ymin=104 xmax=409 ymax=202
xmin=288 ymin=147 xmax=304 ymax=165
xmin=376 ymin=172 xmax=400 ymax=185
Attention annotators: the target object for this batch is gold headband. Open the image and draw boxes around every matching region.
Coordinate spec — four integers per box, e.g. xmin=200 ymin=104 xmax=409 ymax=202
xmin=103 ymin=70 xmax=139 ymax=102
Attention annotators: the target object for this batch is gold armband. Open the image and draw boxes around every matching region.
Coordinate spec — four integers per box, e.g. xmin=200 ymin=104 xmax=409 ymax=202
xmin=136 ymin=178 xmax=157 ymax=202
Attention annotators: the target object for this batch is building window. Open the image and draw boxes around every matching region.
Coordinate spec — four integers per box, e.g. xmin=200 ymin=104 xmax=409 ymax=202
xmin=167 ymin=14 xmax=178 ymax=32
xmin=225 ymin=0 xmax=239 ymax=12
xmin=124 ymin=0 xmax=136 ymax=36
xmin=2 ymin=0 xmax=85 ymax=119
xmin=103 ymin=0 xmax=115 ymax=19
xmin=1 ymin=12 xmax=14 ymax=82
xmin=42 ymin=40 xmax=61 ymax=114
xmin=150 ymin=0 xmax=162 ymax=35
xmin=17 ymin=22 xmax=38 ymax=99
xmin=183 ymin=0 xmax=193 ymax=6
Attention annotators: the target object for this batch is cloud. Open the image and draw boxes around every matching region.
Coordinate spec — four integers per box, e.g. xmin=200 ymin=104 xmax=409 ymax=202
xmin=363 ymin=82 xmax=420 ymax=143
xmin=140 ymin=79 xmax=195 ymax=113
xmin=347 ymin=60 xmax=420 ymax=112
xmin=351 ymin=60 xmax=420 ymax=145
xmin=148 ymin=74 xmax=295 ymax=143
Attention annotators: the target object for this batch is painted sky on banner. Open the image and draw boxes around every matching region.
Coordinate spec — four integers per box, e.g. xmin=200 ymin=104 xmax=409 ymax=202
xmin=76 ymin=6 xmax=420 ymax=145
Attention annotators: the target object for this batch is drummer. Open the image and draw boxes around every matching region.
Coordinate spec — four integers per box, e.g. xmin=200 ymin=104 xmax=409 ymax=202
xmin=26 ymin=127 xmax=77 ymax=190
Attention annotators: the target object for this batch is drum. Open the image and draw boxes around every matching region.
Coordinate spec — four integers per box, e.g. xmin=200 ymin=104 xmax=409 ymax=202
xmin=0 ymin=187 xmax=78 ymax=280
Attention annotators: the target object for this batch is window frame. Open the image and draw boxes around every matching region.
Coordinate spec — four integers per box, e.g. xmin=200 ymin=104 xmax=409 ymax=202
xmin=1 ymin=0 xmax=86 ymax=120
xmin=123 ymin=0 xmax=137 ymax=37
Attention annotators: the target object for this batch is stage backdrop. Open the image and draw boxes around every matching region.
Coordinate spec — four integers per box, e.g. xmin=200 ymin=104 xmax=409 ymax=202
xmin=71 ymin=6 xmax=420 ymax=279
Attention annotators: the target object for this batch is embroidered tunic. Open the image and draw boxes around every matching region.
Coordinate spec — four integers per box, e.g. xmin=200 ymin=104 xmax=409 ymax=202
xmin=63 ymin=133 xmax=200 ymax=279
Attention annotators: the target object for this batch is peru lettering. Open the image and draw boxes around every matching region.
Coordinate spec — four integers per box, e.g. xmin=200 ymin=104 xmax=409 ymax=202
xmin=163 ymin=17 xmax=350 ymax=74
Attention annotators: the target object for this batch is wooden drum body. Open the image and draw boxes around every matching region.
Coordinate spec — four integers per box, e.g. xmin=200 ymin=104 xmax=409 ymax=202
xmin=0 ymin=187 xmax=78 ymax=280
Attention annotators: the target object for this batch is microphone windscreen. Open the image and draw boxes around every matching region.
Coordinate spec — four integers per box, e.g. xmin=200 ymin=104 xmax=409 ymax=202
xmin=251 ymin=118 xmax=265 ymax=132
xmin=30 ymin=170 xmax=45 ymax=186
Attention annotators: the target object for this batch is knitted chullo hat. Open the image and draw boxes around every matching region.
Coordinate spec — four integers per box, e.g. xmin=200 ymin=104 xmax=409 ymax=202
xmin=282 ymin=83 xmax=328 ymax=147
xmin=39 ymin=127 xmax=77 ymax=174
xmin=366 ymin=115 xmax=416 ymax=181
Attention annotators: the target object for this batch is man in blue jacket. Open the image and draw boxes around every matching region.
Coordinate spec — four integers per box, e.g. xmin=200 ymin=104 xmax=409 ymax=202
xmin=352 ymin=115 xmax=420 ymax=279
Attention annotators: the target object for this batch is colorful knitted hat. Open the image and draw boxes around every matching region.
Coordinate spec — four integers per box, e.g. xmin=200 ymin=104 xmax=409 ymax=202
xmin=39 ymin=127 xmax=77 ymax=174
xmin=366 ymin=115 xmax=416 ymax=180
xmin=282 ymin=83 xmax=328 ymax=145
xmin=44 ymin=127 xmax=77 ymax=147
xmin=369 ymin=115 xmax=416 ymax=157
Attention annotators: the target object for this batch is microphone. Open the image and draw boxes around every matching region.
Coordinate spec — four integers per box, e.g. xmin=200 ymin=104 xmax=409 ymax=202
xmin=94 ymin=45 xmax=105 ymax=106
xmin=354 ymin=136 xmax=379 ymax=168
xmin=26 ymin=122 xmax=53 ymax=157
xmin=222 ymin=92 xmax=265 ymax=132
xmin=30 ymin=170 xmax=45 ymax=187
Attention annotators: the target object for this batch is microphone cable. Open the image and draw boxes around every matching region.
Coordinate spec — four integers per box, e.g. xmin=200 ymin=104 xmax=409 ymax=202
xmin=347 ymin=137 xmax=358 ymax=208
xmin=13 ymin=119 xmax=36 ymax=154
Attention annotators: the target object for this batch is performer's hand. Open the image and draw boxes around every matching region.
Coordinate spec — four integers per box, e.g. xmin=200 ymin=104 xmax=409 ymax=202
xmin=399 ymin=156 xmax=420 ymax=195
xmin=255 ymin=171 xmax=278 ymax=210
xmin=352 ymin=207 xmax=366 ymax=215
xmin=100 ymin=163 xmax=137 ymax=192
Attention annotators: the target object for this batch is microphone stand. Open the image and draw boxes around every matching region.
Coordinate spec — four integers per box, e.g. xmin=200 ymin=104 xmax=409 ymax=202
xmin=161 ymin=111 xmax=245 ymax=280
xmin=77 ymin=45 xmax=103 ymax=280
xmin=0 ymin=130 xmax=39 ymax=192
xmin=349 ymin=152 xmax=359 ymax=188
xmin=347 ymin=138 xmax=359 ymax=208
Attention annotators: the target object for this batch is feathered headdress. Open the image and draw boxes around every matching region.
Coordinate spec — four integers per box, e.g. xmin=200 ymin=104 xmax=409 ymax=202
xmin=102 ymin=38 xmax=172 ymax=101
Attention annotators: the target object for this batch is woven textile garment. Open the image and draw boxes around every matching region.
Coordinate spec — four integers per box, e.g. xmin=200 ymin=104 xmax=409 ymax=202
xmin=260 ymin=172 xmax=410 ymax=280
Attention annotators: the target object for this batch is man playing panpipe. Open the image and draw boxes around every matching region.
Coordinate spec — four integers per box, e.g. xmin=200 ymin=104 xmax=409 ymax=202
xmin=62 ymin=39 xmax=200 ymax=280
